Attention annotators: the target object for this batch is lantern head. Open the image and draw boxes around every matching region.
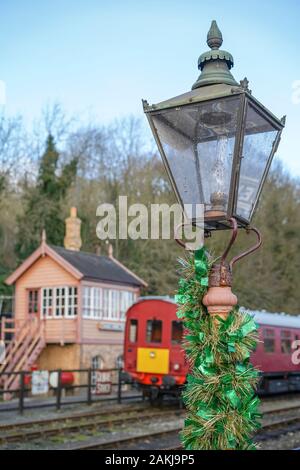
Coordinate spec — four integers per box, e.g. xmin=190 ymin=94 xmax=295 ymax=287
xmin=143 ymin=21 xmax=285 ymax=231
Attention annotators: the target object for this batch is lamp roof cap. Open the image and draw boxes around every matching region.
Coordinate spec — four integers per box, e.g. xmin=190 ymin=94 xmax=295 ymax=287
xmin=192 ymin=20 xmax=238 ymax=89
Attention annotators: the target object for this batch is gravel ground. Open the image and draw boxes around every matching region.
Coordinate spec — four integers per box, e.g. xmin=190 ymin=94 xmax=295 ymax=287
xmin=0 ymin=397 xmax=144 ymax=425
xmin=1 ymin=394 xmax=300 ymax=450
xmin=257 ymin=431 xmax=300 ymax=450
xmin=260 ymin=395 xmax=300 ymax=414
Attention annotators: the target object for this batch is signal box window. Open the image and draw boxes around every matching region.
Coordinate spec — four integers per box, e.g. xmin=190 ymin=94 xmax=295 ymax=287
xmin=129 ymin=319 xmax=138 ymax=343
xmin=172 ymin=321 xmax=183 ymax=344
xmin=146 ymin=319 xmax=162 ymax=343
xmin=263 ymin=329 xmax=275 ymax=353
xmin=281 ymin=330 xmax=291 ymax=353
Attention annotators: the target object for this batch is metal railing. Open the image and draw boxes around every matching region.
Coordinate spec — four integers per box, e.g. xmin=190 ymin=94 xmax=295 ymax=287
xmin=0 ymin=367 xmax=141 ymax=414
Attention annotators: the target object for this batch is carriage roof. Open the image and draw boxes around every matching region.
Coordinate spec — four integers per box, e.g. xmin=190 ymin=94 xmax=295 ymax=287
xmin=133 ymin=297 xmax=300 ymax=329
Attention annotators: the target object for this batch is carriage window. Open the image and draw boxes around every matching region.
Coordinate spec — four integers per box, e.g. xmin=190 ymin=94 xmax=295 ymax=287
xmin=172 ymin=321 xmax=183 ymax=344
xmin=281 ymin=330 xmax=291 ymax=353
xmin=263 ymin=329 xmax=275 ymax=353
xmin=129 ymin=319 xmax=138 ymax=343
xmin=146 ymin=320 xmax=162 ymax=343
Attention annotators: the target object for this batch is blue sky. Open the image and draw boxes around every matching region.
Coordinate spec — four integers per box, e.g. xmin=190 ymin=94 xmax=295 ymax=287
xmin=1 ymin=0 xmax=300 ymax=175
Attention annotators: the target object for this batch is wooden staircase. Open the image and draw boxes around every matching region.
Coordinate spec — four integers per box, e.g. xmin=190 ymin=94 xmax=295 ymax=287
xmin=0 ymin=317 xmax=45 ymax=396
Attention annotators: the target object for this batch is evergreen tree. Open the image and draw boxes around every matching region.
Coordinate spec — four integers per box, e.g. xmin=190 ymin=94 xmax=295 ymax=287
xmin=15 ymin=134 xmax=77 ymax=260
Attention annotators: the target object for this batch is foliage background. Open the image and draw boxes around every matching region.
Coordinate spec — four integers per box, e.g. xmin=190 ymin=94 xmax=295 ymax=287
xmin=0 ymin=104 xmax=299 ymax=314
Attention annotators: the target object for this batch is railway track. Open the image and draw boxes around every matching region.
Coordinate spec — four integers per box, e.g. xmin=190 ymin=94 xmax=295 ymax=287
xmin=162 ymin=410 xmax=300 ymax=452
xmin=67 ymin=402 xmax=300 ymax=451
xmin=257 ymin=415 xmax=300 ymax=441
xmin=2 ymin=399 xmax=300 ymax=449
xmin=0 ymin=405 xmax=183 ymax=446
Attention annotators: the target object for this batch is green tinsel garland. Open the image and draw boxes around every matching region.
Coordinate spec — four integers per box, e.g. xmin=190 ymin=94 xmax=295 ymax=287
xmin=175 ymin=247 xmax=261 ymax=450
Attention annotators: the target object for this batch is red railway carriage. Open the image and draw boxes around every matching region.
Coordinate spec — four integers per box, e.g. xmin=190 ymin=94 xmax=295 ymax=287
xmin=124 ymin=297 xmax=187 ymax=398
xmin=124 ymin=297 xmax=300 ymax=399
xmin=251 ymin=312 xmax=300 ymax=393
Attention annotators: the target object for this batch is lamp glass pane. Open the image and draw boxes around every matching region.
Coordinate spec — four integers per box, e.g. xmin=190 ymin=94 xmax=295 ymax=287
xmin=151 ymin=96 xmax=240 ymax=220
xmin=236 ymin=104 xmax=279 ymax=221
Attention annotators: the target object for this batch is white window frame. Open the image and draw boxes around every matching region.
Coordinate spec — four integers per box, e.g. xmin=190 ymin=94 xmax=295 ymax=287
xmin=103 ymin=288 xmax=110 ymax=320
xmin=83 ymin=286 xmax=90 ymax=318
xmin=108 ymin=290 xmax=112 ymax=320
xmin=67 ymin=286 xmax=78 ymax=317
xmin=42 ymin=288 xmax=53 ymax=318
xmin=82 ymin=286 xmax=136 ymax=321
xmin=55 ymin=287 xmax=65 ymax=317
xmin=41 ymin=286 xmax=78 ymax=319
xmin=94 ymin=287 xmax=102 ymax=319
xmin=110 ymin=290 xmax=118 ymax=320
xmin=83 ymin=286 xmax=103 ymax=319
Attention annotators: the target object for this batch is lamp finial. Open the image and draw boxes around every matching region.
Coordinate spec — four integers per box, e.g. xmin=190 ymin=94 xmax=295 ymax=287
xmin=207 ymin=20 xmax=223 ymax=50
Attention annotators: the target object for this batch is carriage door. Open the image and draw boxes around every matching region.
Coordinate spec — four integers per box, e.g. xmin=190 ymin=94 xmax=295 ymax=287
xmin=124 ymin=318 xmax=138 ymax=372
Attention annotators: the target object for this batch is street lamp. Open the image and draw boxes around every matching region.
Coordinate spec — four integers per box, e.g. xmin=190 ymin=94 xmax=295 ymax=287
xmin=143 ymin=20 xmax=285 ymax=231
xmin=143 ymin=21 xmax=285 ymax=450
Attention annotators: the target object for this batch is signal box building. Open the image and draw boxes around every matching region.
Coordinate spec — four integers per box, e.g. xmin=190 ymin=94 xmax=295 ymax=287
xmin=0 ymin=208 xmax=146 ymax=391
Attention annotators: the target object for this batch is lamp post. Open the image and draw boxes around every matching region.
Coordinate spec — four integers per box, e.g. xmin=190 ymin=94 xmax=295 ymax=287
xmin=143 ymin=21 xmax=285 ymax=450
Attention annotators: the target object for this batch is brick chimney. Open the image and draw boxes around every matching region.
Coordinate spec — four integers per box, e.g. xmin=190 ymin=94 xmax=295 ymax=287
xmin=64 ymin=207 xmax=82 ymax=251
